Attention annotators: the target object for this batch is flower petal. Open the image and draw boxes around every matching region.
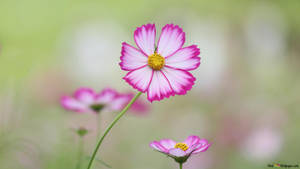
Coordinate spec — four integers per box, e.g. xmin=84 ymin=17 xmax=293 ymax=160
xmin=109 ymin=94 xmax=131 ymax=111
xmin=149 ymin=141 xmax=168 ymax=153
xmin=147 ymin=71 xmax=174 ymax=102
xmin=96 ymin=88 xmax=118 ymax=104
xmin=74 ymin=88 xmax=96 ymax=104
xmin=169 ymin=148 xmax=187 ymax=157
xmin=124 ymin=66 xmax=153 ymax=92
xmin=130 ymin=97 xmax=149 ymax=115
xmin=184 ymin=135 xmax=201 ymax=147
xmin=192 ymin=140 xmax=211 ymax=154
xmin=61 ymin=96 xmax=87 ymax=112
xmin=157 ymin=24 xmax=185 ymax=57
xmin=134 ymin=24 xmax=156 ymax=56
xmin=159 ymin=139 xmax=176 ymax=150
xmin=193 ymin=144 xmax=210 ymax=154
xmin=120 ymin=42 xmax=148 ymax=71
xmin=165 ymin=45 xmax=200 ymax=70
xmin=161 ymin=67 xmax=196 ymax=95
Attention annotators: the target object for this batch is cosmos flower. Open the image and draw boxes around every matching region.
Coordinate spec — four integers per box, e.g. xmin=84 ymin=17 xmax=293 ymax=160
xmin=120 ymin=24 xmax=201 ymax=102
xmin=61 ymin=87 xmax=132 ymax=113
xmin=150 ymin=135 xmax=210 ymax=164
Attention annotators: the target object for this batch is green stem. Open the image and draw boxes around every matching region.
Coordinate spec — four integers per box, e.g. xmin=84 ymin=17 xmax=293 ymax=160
xmin=76 ymin=136 xmax=84 ymax=169
xmin=179 ymin=163 xmax=183 ymax=169
xmin=86 ymin=92 xmax=142 ymax=169
xmin=97 ymin=114 xmax=101 ymax=139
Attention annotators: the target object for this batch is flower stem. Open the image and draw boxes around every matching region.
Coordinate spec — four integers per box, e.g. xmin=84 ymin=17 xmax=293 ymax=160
xmin=97 ymin=114 xmax=101 ymax=138
xmin=179 ymin=163 xmax=183 ymax=169
xmin=76 ymin=136 xmax=84 ymax=169
xmin=86 ymin=92 xmax=142 ymax=169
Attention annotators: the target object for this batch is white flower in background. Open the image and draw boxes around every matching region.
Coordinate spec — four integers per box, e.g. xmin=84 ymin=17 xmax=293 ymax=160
xmin=185 ymin=20 xmax=229 ymax=92
xmin=62 ymin=21 xmax=127 ymax=86
xmin=242 ymin=127 xmax=282 ymax=161
xmin=244 ymin=3 xmax=286 ymax=63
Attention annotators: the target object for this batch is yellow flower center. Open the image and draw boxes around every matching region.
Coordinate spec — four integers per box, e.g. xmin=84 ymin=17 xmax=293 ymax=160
xmin=174 ymin=143 xmax=189 ymax=151
xmin=148 ymin=53 xmax=165 ymax=70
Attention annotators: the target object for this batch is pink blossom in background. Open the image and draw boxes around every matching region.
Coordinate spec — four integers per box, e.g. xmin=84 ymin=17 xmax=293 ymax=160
xmin=120 ymin=24 xmax=201 ymax=102
xmin=242 ymin=127 xmax=282 ymax=161
xmin=61 ymin=87 xmax=131 ymax=114
xmin=126 ymin=93 xmax=150 ymax=116
xmin=150 ymin=135 xmax=210 ymax=164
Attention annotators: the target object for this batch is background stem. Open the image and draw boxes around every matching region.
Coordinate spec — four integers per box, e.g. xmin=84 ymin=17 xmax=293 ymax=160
xmin=86 ymin=92 xmax=142 ymax=169
xmin=75 ymin=136 xmax=84 ymax=169
xmin=97 ymin=114 xmax=101 ymax=138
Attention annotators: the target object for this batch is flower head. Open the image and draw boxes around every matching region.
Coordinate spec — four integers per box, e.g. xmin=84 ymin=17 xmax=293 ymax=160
xmin=75 ymin=126 xmax=89 ymax=137
xmin=61 ymin=87 xmax=131 ymax=114
xmin=120 ymin=24 xmax=201 ymax=102
xmin=150 ymin=135 xmax=210 ymax=164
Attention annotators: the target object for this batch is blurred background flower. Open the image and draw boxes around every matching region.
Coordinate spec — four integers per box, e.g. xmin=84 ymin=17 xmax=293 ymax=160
xmin=242 ymin=126 xmax=283 ymax=161
xmin=0 ymin=0 xmax=299 ymax=169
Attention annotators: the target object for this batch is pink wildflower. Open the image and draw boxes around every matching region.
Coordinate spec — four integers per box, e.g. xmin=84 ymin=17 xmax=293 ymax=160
xmin=150 ymin=135 xmax=210 ymax=164
xmin=120 ymin=24 xmax=201 ymax=102
xmin=61 ymin=87 xmax=131 ymax=113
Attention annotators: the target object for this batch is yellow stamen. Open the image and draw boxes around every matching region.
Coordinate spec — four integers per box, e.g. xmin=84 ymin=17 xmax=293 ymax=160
xmin=148 ymin=52 xmax=165 ymax=70
xmin=174 ymin=143 xmax=189 ymax=151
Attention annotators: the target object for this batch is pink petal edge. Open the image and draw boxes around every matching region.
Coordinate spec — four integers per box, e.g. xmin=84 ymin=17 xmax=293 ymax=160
xmin=161 ymin=67 xmax=196 ymax=95
xmin=109 ymin=93 xmax=132 ymax=111
xmin=159 ymin=139 xmax=177 ymax=150
xmin=134 ymin=23 xmax=156 ymax=56
xmin=123 ymin=65 xmax=154 ymax=93
xmin=157 ymin=24 xmax=186 ymax=58
xmin=184 ymin=135 xmax=201 ymax=147
xmin=149 ymin=141 xmax=168 ymax=153
xmin=60 ymin=95 xmax=87 ymax=113
xmin=96 ymin=88 xmax=118 ymax=103
xmin=192 ymin=143 xmax=211 ymax=154
xmin=165 ymin=45 xmax=201 ymax=71
xmin=147 ymin=71 xmax=175 ymax=102
xmin=74 ymin=87 xmax=96 ymax=104
xmin=119 ymin=42 xmax=148 ymax=71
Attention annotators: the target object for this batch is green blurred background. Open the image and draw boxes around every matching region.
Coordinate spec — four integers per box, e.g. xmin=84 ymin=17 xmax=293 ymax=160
xmin=0 ymin=0 xmax=300 ymax=169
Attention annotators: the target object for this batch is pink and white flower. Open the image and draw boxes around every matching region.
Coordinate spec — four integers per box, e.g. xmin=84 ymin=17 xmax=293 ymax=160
xmin=150 ymin=135 xmax=211 ymax=164
xmin=120 ymin=24 xmax=201 ymax=102
xmin=61 ymin=87 xmax=132 ymax=113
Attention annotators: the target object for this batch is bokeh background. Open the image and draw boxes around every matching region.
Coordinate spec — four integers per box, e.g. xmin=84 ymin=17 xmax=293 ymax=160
xmin=0 ymin=0 xmax=300 ymax=169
